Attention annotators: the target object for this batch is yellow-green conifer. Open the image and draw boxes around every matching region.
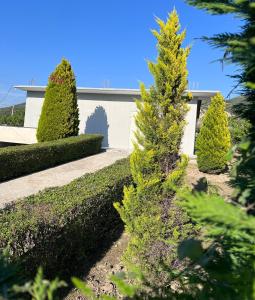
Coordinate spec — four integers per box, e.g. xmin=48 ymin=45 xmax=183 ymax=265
xmin=115 ymin=10 xmax=192 ymax=285
xmin=196 ymin=93 xmax=231 ymax=173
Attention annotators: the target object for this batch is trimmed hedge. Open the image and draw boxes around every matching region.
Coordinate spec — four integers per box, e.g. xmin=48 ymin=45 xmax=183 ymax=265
xmin=0 ymin=134 xmax=103 ymax=182
xmin=0 ymin=158 xmax=131 ymax=278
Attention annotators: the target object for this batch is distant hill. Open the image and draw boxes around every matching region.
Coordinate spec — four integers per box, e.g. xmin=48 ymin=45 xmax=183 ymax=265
xmin=201 ymin=95 xmax=247 ymax=115
xmin=0 ymin=103 xmax=25 ymax=126
xmin=228 ymin=96 xmax=246 ymax=105
xmin=226 ymin=96 xmax=247 ymax=114
xmin=0 ymin=102 xmax=25 ymax=116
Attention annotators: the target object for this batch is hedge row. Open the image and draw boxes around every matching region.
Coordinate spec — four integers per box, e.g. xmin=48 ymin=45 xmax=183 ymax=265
xmin=0 ymin=158 xmax=131 ymax=278
xmin=0 ymin=134 xmax=103 ymax=182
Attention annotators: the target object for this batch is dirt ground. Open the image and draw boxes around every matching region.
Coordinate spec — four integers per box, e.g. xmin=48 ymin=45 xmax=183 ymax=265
xmin=65 ymin=232 xmax=129 ymax=300
xmin=185 ymin=159 xmax=233 ymax=199
xmin=65 ymin=160 xmax=233 ymax=300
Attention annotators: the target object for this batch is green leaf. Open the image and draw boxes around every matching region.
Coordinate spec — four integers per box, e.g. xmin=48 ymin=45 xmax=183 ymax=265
xmin=72 ymin=277 xmax=94 ymax=298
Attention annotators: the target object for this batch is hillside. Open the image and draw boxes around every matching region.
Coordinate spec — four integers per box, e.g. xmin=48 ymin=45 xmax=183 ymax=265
xmin=0 ymin=102 xmax=25 ymax=116
xmin=0 ymin=103 xmax=25 ymax=126
xmin=226 ymin=96 xmax=247 ymax=114
xmin=201 ymin=95 xmax=246 ymax=114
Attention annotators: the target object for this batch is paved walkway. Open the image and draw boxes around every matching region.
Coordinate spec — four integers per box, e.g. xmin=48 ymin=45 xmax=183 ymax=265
xmin=0 ymin=149 xmax=129 ymax=209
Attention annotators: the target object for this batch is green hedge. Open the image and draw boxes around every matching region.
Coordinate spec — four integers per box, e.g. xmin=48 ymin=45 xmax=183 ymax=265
xmin=0 ymin=134 xmax=103 ymax=182
xmin=0 ymin=158 xmax=131 ymax=278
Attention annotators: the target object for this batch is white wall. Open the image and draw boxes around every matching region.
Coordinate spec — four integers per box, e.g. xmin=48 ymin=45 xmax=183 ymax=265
xmin=0 ymin=126 xmax=36 ymax=144
xmin=23 ymin=91 xmax=198 ymax=156
xmin=24 ymin=92 xmax=44 ymax=128
xmin=78 ymin=93 xmax=137 ymax=148
xmin=180 ymin=100 xmax=198 ymax=158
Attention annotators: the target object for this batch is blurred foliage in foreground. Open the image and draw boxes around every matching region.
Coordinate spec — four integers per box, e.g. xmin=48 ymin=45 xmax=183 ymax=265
xmin=228 ymin=115 xmax=251 ymax=145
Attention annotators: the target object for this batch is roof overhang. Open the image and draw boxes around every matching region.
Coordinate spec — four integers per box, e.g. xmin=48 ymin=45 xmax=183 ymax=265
xmin=15 ymin=85 xmax=219 ymax=100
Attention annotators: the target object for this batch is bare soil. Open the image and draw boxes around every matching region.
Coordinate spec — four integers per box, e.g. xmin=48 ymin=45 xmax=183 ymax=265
xmin=65 ymin=232 xmax=129 ymax=300
xmin=185 ymin=159 xmax=233 ymax=199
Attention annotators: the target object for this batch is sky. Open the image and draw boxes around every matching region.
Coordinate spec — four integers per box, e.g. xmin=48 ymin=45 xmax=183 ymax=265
xmin=0 ymin=0 xmax=242 ymax=107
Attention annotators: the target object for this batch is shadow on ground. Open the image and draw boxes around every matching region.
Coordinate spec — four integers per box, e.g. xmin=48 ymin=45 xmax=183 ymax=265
xmin=60 ymin=224 xmax=124 ymax=299
xmin=186 ymin=160 xmax=233 ymax=199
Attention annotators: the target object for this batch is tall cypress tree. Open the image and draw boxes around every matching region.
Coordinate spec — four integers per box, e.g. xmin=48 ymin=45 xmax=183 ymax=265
xmin=37 ymin=59 xmax=79 ymax=142
xmin=196 ymin=93 xmax=231 ymax=173
xmin=115 ymin=10 xmax=192 ymax=285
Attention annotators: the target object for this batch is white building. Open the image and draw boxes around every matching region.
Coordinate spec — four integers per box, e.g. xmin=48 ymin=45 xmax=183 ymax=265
xmin=0 ymin=86 xmax=218 ymax=157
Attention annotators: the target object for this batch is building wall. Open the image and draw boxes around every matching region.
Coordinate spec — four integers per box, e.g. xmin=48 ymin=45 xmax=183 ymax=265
xmin=24 ymin=91 xmax=198 ymax=156
xmin=24 ymin=91 xmax=44 ymax=128
xmin=180 ymin=100 xmax=198 ymax=158
xmin=78 ymin=93 xmax=137 ymax=149
xmin=0 ymin=126 xmax=36 ymax=144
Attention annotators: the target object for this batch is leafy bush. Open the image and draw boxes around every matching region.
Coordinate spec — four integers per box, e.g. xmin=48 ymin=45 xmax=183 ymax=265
xmin=0 ymin=134 xmax=103 ymax=182
xmin=37 ymin=59 xmax=79 ymax=142
xmin=115 ymin=10 xmax=193 ymax=286
xmin=196 ymin=93 xmax=231 ymax=173
xmin=13 ymin=268 xmax=66 ymax=300
xmin=230 ymin=139 xmax=255 ymax=212
xmin=178 ymin=0 xmax=255 ymax=298
xmin=0 ymin=249 xmax=21 ymax=299
xmin=228 ymin=115 xmax=251 ymax=145
xmin=0 ymin=109 xmax=25 ymax=127
xmin=176 ymin=190 xmax=255 ymax=300
xmin=0 ymin=158 xmax=132 ymax=279
xmin=0 ymin=251 xmax=67 ymax=300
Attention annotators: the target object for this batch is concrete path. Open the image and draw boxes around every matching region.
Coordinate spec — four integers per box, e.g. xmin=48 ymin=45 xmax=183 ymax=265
xmin=0 ymin=149 xmax=129 ymax=209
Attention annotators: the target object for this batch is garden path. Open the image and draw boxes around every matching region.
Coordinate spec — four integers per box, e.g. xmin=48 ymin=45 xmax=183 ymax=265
xmin=0 ymin=149 xmax=129 ymax=209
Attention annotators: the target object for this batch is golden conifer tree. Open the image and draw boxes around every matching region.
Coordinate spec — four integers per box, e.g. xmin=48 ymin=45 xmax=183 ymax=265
xmin=115 ymin=10 xmax=192 ymax=285
xmin=196 ymin=93 xmax=231 ymax=173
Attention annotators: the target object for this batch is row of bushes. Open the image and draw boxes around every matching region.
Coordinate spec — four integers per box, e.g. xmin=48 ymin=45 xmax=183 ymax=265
xmin=0 ymin=157 xmax=132 ymax=278
xmin=0 ymin=134 xmax=103 ymax=182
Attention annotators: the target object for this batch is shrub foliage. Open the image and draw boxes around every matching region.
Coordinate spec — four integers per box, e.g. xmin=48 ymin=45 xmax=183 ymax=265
xmin=173 ymin=0 xmax=255 ymax=298
xmin=37 ymin=59 xmax=79 ymax=142
xmin=115 ymin=10 xmax=192 ymax=285
xmin=0 ymin=158 xmax=131 ymax=278
xmin=0 ymin=134 xmax=102 ymax=182
xmin=196 ymin=93 xmax=231 ymax=173
xmin=0 ymin=107 xmax=25 ymax=127
xmin=228 ymin=115 xmax=251 ymax=145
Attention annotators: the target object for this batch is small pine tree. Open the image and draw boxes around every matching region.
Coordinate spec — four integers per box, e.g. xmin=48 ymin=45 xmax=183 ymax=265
xmin=37 ymin=59 xmax=79 ymax=142
xmin=196 ymin=93 xmax=231 ymax=173
xmin=115 ymin=10 xmax=192 ymax=285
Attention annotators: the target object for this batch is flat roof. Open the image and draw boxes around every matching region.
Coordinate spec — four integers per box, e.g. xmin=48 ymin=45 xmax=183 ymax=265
xmin=15 ymin=85 xmax=219 ymax=98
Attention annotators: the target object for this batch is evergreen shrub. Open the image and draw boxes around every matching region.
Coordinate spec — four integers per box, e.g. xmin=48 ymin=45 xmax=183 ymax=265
xmin=0 ymin=134 xmax=103 ymax=182
xmin=37 ymin=59 xmax=79 ymax=142
xmin=196 ymin=93 xmax=231 ymax=173
xmin=115 ymin=10 xmax=193 ymax=286
xmin=228 ymin=115 xmax=251 ymax=145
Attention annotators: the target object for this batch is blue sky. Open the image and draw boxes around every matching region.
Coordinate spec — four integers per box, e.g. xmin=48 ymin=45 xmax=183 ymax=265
xmin=0 ymin=0 xmax=242 ymax=107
